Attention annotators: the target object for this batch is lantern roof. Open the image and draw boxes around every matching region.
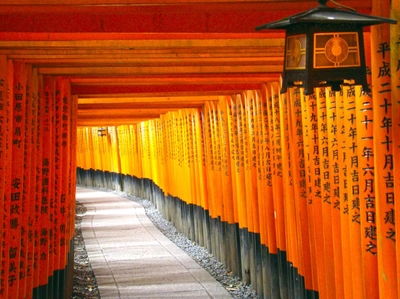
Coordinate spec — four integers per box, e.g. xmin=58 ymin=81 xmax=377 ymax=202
xmin=256 ymin=0 xmax=397 ymax=31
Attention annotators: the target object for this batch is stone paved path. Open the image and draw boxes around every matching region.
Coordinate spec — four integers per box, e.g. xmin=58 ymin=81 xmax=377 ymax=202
xmin=76 ymin=186 xmax=233 ymax=299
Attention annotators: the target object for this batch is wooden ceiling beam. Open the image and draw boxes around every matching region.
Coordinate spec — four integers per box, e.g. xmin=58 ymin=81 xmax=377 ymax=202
xmin=78 ymin=102 xmax=206 ymax=110
xmin=77 ymin=96 xmax=219 ymax=104
xmin=0 ymin=2 xmax=371 ymax=34
xmin=17 ymin=56 xmax=283 ymax=67
xmin=77 ymin=108 xmax=178 ymax=125
xmin=78 ymin=108 xmax=180 ymax=116
xmin=77 ymin=119 xmax=153 ymax=127
xmin=72 ymin=83 xmax=262 ymax=96
xmin=0 ymin=37 xmax=283 ymax=49
xmin=0 ymin=32 xmax=281 ymax=42
xmin=4 ymin=1 xmax=352 ymax=125
xmin=70 ymin=74 xmax=279 ymax=86
xmin=0 ymin=0 xmax=370 ymax=6
xmin=0 ymin=0 xmax=317 ymax=5
xmin=1 ymin=46 xmax=284 ymax=57
xmin=39 ymin=65 xmax=282 ymax=76
xmin=75 ymin=90 xmax=252 ymax=98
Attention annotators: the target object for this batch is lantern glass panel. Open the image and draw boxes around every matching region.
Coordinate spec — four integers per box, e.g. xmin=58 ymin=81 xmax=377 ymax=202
xmin=286 ymin=34 xmax=307 ymax=70
xmin=314 ymin=32 xmax=360 ymax=68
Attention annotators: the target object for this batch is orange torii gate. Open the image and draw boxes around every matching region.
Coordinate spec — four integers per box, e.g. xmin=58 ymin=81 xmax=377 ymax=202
xmin=0 ymin=0 xmax=399 ymax=298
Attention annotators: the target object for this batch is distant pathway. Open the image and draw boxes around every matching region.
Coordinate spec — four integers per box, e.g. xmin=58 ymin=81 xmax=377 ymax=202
xmin=76 ymin=186 xmax=233 ymax=299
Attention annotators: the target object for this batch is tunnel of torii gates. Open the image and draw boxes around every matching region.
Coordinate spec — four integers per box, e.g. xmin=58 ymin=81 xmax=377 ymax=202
xmin=0 ymin=0 xmax=399 ymax=298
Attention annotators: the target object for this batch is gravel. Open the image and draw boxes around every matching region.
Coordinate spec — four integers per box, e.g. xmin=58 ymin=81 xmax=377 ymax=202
xmin=73 ymin=188 xmax=259 ymax=299
xmin=73 ymin=201 xmax=100 ymax=299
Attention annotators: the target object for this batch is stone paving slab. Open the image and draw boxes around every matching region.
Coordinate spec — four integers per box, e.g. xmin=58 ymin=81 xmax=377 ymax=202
xmin=76 ymin=187 xmax=233 ymax=299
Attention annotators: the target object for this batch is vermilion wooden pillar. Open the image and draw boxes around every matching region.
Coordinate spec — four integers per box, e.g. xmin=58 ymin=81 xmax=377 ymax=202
xmin=37 ymin=75 xmax=54 ymax=296
xmin=371 ymin=0 xmax=398 ymax=298
xmin=32 ymin=73 xmax=44 ymax=297
xmin=21 ymin=64 xmax=34 ymax=299
xmin=59 ymin=78 xmax=71 ymax=298
xmin=8 ymin=61 xmax=27 ymax=299
xmin=0 ymin=56 xmax=12 ymax=298
xmin=0 ymin=55 xmax=7 ymax=298
xmin=390 ymin=0 xmax=400 ymax=290
xmin=26 ymin=67 xmax=39 ymax=299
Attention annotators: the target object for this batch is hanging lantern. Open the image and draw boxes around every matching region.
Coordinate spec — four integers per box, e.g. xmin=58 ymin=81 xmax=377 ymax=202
xmin=98 ymin=127 xmax=107 ymax=137
xmin=256 ymin=0 xmax=397 ymax=95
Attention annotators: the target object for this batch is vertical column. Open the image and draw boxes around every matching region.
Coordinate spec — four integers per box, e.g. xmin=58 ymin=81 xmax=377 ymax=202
xmin=32 ymin=73 xmax=43 ymax=296
xmin=279 ymin=87 xmax=299 ymax=296
xmin=0 ymin=55 xmax=7 ymax=298
xmin=218 ymin=99 xmax=234 ymax=226
xmin=335 ymin=88 xmax=353 ymax=298
xmin=55 ymin=77 xmax=72 ymax=297
xmin=236 ymin=94 xmax=252 ymax=282
xmin=243 ymin=91 xmax=259 ymax=291
xmin=60 ymin=79 xmax=71 ymax=277
xmin=38 ymin=75 xmax=54 ymax=294
xmin=53 ymin=78 xmax=63 ymax=296
xmin=355 ymin=86 xmax=378 ymax=298
xmin=390 ymin=0 xmax=400 ymax=288
xmin=243 ymin=91 xmax=259 ymax=236
xmin=228 ymin=97 xmax=240 ymax=226
xmin=269 ymin=83 xmax=286 ymax=252
xmin=9 ymin=62 xmax=27 ymax=298
xmin=326 ymin=88 xmax=344 ymax=298
xmin=277 ymin=91 xmax=290 ymax=256
xmin=181 ymin=112 xmax=191 ymax=204
xmin=117 ymin=126 xmax=128 ymax=175
xmin=300 ymin=90 xmax=323 ymax=297
xmin=287 ymin=87 xmax=314 ymax=293
xmin=155 ymin=118 xmax=165 ymax=191
xmin=316 ymin=88 xmax=337 ymax=297
xmin=204 ymin=103 xmax=217 ymax=219
xmin=211 ymin=103 xmax=223 ymax=220
xmin=187 ymin=111 xmax=197 ymax=207
xmin=260 ymin=84 xmax=279 ymax=298
xmin=27 ymin=67 xmax=39 ymax=299
xmin=268 ymin=83 xmax=287 ymax=297
xmin=343 ymin=86 xmax=364 ymax=298
xmin=160 ymin=116 xmax=169 ymax=196
xmin=0 ymin=57 xmax=13 ymax=299
xmin=68 ymin=93 xmax=78 ymax=279
xmin=194 ymin=109 xmax=207 ymax=216
xmin=164 ymin=116 xmax=173 ymax=196
xmin=254 ymin=91 xmax=267 ymax=246
xmin=371 ymin=0 xmax=397 ymax=297
xmin=21 ymin=65 xmax=34 ymax=299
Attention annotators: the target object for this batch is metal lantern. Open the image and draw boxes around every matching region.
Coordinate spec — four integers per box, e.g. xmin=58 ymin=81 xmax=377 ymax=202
xmin=256 ymin=0 xmax=397 ymax=95
xmin=98 ymin=127 xmax=107 ymax=137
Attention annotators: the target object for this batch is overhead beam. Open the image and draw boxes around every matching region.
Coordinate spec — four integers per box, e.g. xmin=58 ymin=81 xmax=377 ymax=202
xmin=75 ymin=90 xmax=251 ymax=98
xmin=39 ymin=65 xmax=282 ymax=76
xmin=72 ymin=83 xmax=263 ymax=96
xmin=78 ymin=102 xmax=206 ymax=110
xmin=77 ymin=118 xmax=154 ymax=127
xmin=4 ymin=1 xmax=352 ymax=125
xmin=77 ymin=96 xmax=220 ymax=104
xmin=0 ymin=45 xmax=284 ymax=57
xmin=70 ymin=74 xmax=279 ymax=86
xmin=0 ymin=0 xmax=370 ymax=5
xmin=0 ymin=2 xmax=372 ymax=34
xmin=17 ymin=56 xmax=283 ymax=67
xmin=78 ymin=108 xmax=179 ymax=116
xmin=0 ymin=37 xmax=284 ymax=49
xmin=0 ymin=0 xmax=317 ymax=4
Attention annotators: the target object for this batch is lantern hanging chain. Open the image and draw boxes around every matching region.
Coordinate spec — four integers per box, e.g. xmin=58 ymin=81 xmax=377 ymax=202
xmin=328 ymin=0 xmax=356 ymax=11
